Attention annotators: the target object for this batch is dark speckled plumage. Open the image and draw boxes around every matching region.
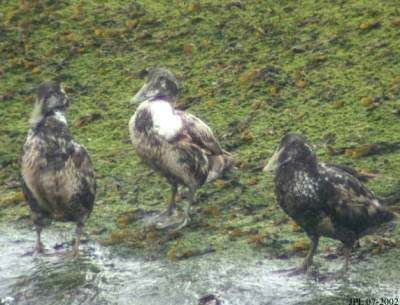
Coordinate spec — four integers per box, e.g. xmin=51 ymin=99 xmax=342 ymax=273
xmin=265 ymin=133 xmax=396 ymax=274
xmin=21 ymin=81 xmax=96 ymax=256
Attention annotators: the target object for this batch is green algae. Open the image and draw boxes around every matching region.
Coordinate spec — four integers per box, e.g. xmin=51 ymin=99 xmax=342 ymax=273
xmin=1 ymin=0 xmax=400 ymax=262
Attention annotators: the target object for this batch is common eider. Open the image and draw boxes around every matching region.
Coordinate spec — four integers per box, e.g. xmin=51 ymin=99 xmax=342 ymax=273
xmin=264 ymin=133 xmax=396 ymax=274
xmin=21 ymin=81 xmax=96 ymax=256
xmin=129 ymin=68 xmax=233 ymax=229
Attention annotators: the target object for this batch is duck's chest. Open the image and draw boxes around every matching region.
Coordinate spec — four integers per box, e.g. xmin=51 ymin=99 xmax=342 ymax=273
xmin=130 ymin=101 xmax=183 ymax=142
xmin=276 ymin=169 xmax=321 ymax=211
xmin=23 ymin=128 xmax=65 ymax=164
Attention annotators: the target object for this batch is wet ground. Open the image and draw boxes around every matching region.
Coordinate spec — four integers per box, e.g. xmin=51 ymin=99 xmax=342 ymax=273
xmin=0 ymin=226 xmax=399 ymax=305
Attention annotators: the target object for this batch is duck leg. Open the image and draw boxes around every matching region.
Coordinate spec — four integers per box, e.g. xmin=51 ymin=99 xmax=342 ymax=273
xmin=34 ymin=224 xmax=44 ymax=255
xmin=340 ymin=243 xmax=353 ymax=274
xmin=155 ymin=184 xmax=182 ymax=229
xmin=32 ymin=211 xmax=45 ymax=255
xmin=24 ymin=187 xmax=45 ymax=255
xmin=73 ymin=223 xmax=83 ymax=258
xmin=289 ymin=235 xmax=319 ymax=275
xmin=174 ymin=187 xmax=195 ymax=231
xmin=166 ymin=184 xmax=178 ymax=216
xmin=316 ymin=242 xmax=354 ymax=281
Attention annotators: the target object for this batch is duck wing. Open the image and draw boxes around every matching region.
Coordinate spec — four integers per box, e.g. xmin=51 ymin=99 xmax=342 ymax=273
xmin=322 ymin=163 xmax=375 ymax=182
xmin=177 ymin=111 xmax=223 ymax=155
xmin=318 ymin=163 xmax=393 ymax=233
xmin=64 ymin=141 xmax=96 ymax=212
xmin=69 ymin=141 xmax=96 ymax=191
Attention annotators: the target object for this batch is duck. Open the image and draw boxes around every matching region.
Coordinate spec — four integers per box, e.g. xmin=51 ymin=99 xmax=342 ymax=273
xmin=264 ymin=133 xmax=396 ymax=274
xmin=21 ymin=80 xmax=96 ymax=256
xmin=129 ymin=68 xmax=233 ymax=230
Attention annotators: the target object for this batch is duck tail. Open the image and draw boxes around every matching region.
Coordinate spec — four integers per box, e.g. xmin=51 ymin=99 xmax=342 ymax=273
xmin=222 ymin=149 xmax=236 ymax=170
xmin=392 ymin=211 xmax=400 ymax=223
xmin=377 ymin=184 xmax=400 ymax=206
xmin=371 ymin=209 xmax=399 ymax=235
xmin=378 ymin=194 xmax=400 ymax=207
xmin=387 ymin=211 xmax=399 ymax=233
xmin=206 ymin=151 xmax=235 ymax=183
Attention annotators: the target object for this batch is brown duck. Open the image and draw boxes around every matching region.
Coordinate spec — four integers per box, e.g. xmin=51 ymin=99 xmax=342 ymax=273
xmin=129 ymin=68 xmax=233 ymax=229
xmin=21 ymin=81 xmax=96 ymax=256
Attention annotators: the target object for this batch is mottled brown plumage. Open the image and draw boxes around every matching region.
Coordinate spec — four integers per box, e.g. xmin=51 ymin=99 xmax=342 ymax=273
xmin=21 ymin=81 xmax=96 ymax=256
xmin=129 ymin=68 xmax=233 ymax=229
xmin=264 ymin=134 xmax=396 ymax=275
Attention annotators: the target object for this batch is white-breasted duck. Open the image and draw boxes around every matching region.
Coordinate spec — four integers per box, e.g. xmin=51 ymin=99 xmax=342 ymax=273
xmin=21 ymin=81 xmax=96 ymax=256
xmin=129 ymin=68 xmax=234 ymax=230
xmin=264 ymin=133 xmax=396 ymax=275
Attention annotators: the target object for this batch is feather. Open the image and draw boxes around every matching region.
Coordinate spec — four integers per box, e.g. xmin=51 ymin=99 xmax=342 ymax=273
xmin=178 ymin=111 xmax=223 ymax=155
xmin=319 ymin=163 xmax=394 ymax=234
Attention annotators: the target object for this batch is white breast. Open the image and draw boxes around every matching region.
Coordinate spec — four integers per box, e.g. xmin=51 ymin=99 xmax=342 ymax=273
xmin=54 ymin=111 xmax=67 ymax=125
xmin=148 ymin=100 xmax=182 ymax=140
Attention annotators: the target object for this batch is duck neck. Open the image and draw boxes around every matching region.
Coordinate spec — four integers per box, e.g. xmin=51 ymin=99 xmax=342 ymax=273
xmin=149 ymin=95 xmax=176 ymax=105
xmin=30 ymin=107 xmax=67 ymax=131
xmin=276 ymin=160 xmax=318 ymax=183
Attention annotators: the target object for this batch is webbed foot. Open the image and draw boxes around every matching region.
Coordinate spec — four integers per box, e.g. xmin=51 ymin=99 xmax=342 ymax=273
xmin=274 ymin=265 xmax=309 ymax=276
xmin=63 ymin=249 xmax=81 ymax=259
xmin=171 ymin=213 xmax=190 ymax=231
xmin=22 ymin=244 xmax=45 ymax=257
xmin=33 ymin=241 xmax=45 ymax=256
xmin=288 ymin=266 xmax=308 ymax=276
xmin=154 ymin=209 xmax=187 ymax=230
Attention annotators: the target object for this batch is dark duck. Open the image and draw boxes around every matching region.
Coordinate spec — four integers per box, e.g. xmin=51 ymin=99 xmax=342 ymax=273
xmin=264 ymin=133 xmax=397 ymax=275
xmin=129 ymin=68 xmax=233 ymax=230
xmin=21 ymin=81 xmax=96 ymax=256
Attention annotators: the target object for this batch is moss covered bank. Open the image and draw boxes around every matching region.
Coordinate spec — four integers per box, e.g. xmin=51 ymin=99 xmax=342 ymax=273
xmin=1 ymin=0 xmax=400 ymax=261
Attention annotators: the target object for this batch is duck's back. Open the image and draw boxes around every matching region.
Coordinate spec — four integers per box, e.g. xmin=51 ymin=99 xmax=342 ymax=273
xmin=318 ymin=163 xmax=394 ymax=239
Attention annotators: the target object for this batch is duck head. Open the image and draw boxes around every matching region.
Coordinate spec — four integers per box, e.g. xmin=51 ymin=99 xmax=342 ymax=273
xmin=263 ymin=133 xmax=317 ymax=174
xmin=30 ymin=81 xmax=69 ymax=127
xmin=130 ymin=68 xmax=179 ymax=105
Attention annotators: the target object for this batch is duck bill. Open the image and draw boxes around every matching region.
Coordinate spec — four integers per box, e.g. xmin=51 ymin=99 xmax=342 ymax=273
xmin=63 ymin=94 xmax=70 ymax=108
xmin=263 ymin=147 xmax=284 ymax=174
xmin=130 ymin=83 xmax=159 ymax=105
xmin=60 ymin=87 xmax=70 ymax=107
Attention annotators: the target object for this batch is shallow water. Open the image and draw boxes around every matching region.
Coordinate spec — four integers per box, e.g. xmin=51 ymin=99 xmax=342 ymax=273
xmin=0 ymin=227 xmax=399 ymax=305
